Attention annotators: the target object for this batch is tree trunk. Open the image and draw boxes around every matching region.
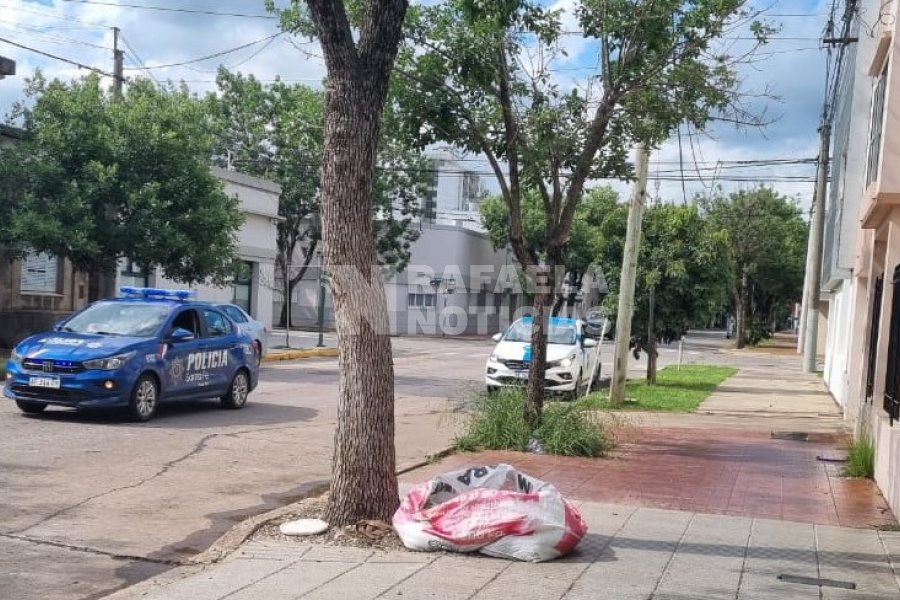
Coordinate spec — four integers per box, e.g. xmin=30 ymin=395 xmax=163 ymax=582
xmin=525 ymin=247 xmax=562 ymax=426
xmin=526 ymin=265 xmax=553 ymax=427
xmin=646 ymin=285 xmax=657 ymax=384
xmin=87 ymin=262 xmax=115 ymax=303
xmin=735 ymin=270 xmax=748 ymax=349
xmin=309 ymin=0 xmax=407 ymax=526
xmin=279 ymin=259 xmax=291 ymax=327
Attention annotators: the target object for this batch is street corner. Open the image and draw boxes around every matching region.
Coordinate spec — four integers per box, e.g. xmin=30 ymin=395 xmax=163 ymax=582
xmin=262 ymin=347 xmax=339 ymax=362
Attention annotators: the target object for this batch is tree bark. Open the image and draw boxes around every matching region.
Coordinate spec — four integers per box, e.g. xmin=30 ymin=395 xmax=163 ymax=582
xmin=307 ymin=0 xmax=407 ymax=527
xmin=525 ymin=265 xmax=553 ymax=427
xmin=525 ymin=246 xmax=562 ymax=426
xmin=646 ymin=285 xmax=657 ymax=384
xmin=88 ymin=262 xmax=116 ymax=302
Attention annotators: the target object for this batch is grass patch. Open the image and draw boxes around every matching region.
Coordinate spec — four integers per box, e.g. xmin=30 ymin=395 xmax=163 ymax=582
xmin=577 ymin=364 xmax=737 ymax=412
xmin=843 ymin=436 xmax=875 ymax=478
xmin=455 ymin=389 xmax=611 ymax=457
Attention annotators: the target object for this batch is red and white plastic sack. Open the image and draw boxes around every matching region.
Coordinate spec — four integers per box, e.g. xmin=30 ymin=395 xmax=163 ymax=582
xmin=392 ymin=463 xmax=587 ymax=562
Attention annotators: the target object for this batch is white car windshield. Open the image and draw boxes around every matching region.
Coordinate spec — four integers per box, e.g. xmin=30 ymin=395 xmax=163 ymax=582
xmin=503 ymin=321 xmax=576 ymax=345
xmin=62 ymin=302 xmax=170 ymax=337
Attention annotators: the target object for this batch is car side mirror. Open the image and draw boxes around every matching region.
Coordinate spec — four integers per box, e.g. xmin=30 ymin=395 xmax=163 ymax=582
xmin=169 ymin=328 xmax=195 ymax=343
xmin=583 ymin=338 xmax=598 ymax=348
xmin=53 ymin=319 xmax=66 ymax=331
xmin=492 ymin=333 xmax=503 ymax=342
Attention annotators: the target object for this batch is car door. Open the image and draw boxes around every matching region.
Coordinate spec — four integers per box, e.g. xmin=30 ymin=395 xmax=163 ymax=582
xmin=579 ymin=322 xmax=601 ymax=382
xmin=200 ymin=307 xmax=244 ymax=394
xmin=162 ymin=308 xmax=207 ymax=399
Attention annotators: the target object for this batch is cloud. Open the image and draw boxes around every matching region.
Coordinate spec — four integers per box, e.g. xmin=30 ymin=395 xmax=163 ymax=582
xmin=1 ymin=0 xmax=831 ymax=207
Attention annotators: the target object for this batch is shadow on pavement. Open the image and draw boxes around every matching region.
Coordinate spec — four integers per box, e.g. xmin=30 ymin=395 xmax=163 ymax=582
xmin=17 ymin=400 xmax=318 ymax=429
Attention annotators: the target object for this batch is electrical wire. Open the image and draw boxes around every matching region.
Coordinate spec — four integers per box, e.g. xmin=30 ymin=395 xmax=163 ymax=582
xmin=57 ymin=0 xmax=277 ymax=19
xmin=122 ymin=33 xmax=283 ymax=71
xmin=119 ymin=31 xmax=162 ymax=87
xmin=0 ymin=35 xmax=115 ymax=78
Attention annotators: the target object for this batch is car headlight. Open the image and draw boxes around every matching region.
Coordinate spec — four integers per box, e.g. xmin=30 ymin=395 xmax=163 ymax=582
xmin=489 ymin=353 xmax=501 ymax=363
xmin=548 ymin=353 xmax=576 ymax=369
xmin=83 ymin=352 xmax=135 ymax=370
xmin=9 ymin=349 xmax=22 ymax=363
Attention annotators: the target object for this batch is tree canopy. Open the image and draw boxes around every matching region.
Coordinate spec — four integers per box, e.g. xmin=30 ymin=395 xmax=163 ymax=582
xmin=391 ymin=0 xmax=773 ymax=421
xmin=703 ymin=186 xmax=807 ymax=346
xmin=206 ymin=69 xmax=427 ymax=324
xmin=598 ymin=201 xmax=731 ymax=353
xmin=0 ymin=73 xmax=242 ymax=298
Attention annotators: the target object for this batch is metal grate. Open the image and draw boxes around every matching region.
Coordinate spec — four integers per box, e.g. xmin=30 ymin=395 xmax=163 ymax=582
xmin=883 ymin=265 xmax=900 ymax=424
xmin=866 ymin=275 xmax=884 ymax=402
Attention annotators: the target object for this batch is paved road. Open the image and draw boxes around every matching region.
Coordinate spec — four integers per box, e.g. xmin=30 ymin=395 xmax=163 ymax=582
xmin=0 ymin=336 xmax=492 ymax=600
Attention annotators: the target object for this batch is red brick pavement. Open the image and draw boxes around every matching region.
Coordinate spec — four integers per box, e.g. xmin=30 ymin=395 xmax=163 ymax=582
xmin=403 ymin=427 xmax=895 ymax=529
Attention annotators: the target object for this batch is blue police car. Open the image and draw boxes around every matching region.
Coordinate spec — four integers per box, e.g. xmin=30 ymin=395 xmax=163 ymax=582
xmin=3 ymin=287 xmax=260 ymax=422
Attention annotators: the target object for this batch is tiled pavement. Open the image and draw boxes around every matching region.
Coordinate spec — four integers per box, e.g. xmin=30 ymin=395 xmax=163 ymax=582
xmin=403 ymin=428 xmax=894 ymax=529
xmin=108 ymin=502 xmax=900 ymax=600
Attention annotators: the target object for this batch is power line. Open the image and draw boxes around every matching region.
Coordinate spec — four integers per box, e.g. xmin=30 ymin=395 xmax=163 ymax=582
xmin=119 ymin=31 xmax=162 ymax=87
xmin=123 ymin=33 xmax=283 ymax=71
xmin=0 ymin=35 xmax=115 ymax=78
xmin=57 ymin=0 xmax=277 ymax=19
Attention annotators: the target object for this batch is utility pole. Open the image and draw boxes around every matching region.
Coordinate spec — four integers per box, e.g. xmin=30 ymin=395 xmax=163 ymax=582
xmin=112 ymin=27 xmax=124 ymax=97
xmin=610 ymin=144 xmax=649 ymax=403
xmin=802 ymin=120 xmax=831 ymax=373
xmin=797 ymin=197 xmax=817 ymax=354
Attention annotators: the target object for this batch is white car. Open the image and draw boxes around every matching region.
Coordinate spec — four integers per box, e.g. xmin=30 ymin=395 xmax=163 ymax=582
xmin=485 ymin=316 xmax=601 ymax=398
xmin=216 ymin=304 xmax=268 ymax=360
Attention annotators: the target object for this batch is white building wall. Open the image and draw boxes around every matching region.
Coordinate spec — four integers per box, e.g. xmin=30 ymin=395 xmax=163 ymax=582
xmin=823 ymin=283 xmax=855 ymax=407
xmin=119 ymin=168 xmax=281 ymax=330
xmin=821 ymin=5 xmax=877 ymax=406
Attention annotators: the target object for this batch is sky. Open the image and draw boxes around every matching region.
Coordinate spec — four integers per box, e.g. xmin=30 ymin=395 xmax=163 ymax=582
xmin=0 ymin=0 xmax=842 ymax=209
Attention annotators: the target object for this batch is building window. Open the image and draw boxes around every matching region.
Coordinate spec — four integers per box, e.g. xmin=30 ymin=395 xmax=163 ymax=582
xmin=407 ymin=292 xmax=436 ymax=308
xmin=867 ymin=61 xmax=888 ymax=187
xmin=233 ymin=261 xmax=253 ymax=313
xmin=120 ymin=259 xmax=148 ymax=288
xmin=20 ymin=252 xmax=59 ymax=293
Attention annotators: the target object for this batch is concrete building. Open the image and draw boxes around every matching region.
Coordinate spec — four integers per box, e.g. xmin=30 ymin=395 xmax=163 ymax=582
xmin=280 ymin=150 xmax=607 ymax=337
xmin=118 ymin=167 xmax=281 ymax=329
xmin=820 ymin=0 xmax=900 ymax=519
xmin=821 ymin=4 xmax=876 ymax=412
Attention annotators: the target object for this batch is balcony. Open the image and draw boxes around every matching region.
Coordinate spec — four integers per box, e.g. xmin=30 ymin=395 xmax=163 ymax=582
xmin=871 ymin=0 xmax=896 ymax=76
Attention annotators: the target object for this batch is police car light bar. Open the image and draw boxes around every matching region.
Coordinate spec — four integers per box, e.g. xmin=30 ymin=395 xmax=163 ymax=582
xmin=119 ymin=287 xmax=197 ymax=301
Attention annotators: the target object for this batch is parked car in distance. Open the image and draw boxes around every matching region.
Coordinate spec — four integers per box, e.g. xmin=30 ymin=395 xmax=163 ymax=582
xmin=485 ymin=316 xmax=601 ymax=399
xmin=215 ymin=303 xmax=268 ymax=360
xmin=3 ymin=288 xmax=260 ymax=422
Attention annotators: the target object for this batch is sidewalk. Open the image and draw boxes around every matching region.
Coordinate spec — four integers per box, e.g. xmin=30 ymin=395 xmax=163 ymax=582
xmin=106 ymin=500 xmax=900 ymax=600
xmin=104 ymin=339 xmax=900 ymax=599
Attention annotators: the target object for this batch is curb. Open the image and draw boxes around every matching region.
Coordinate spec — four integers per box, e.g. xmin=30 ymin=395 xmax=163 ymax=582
xmin=187 ymin=445 xmax=456 ymax=566
xmin=262 ymin=348 xmax=338 ymax=362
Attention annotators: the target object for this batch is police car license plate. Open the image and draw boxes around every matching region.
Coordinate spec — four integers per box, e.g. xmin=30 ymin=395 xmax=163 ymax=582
xmin=29 ymin=376 xmax=60 ymax=389
xmin=514 ymin=370 xmax=529 ymax=379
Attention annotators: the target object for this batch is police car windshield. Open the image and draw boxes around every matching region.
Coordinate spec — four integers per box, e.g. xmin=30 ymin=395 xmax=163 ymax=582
xmin=64 ymin=302 xmax=170 ymax=337
xmin=503 ymin=321 xmax=576 ymax=345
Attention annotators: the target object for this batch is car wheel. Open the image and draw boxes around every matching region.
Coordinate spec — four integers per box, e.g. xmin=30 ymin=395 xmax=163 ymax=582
xmin=486 ymin=386 xmax=499 ymax=395
xmin=129 ymin=374 xmax=159 ymax=422
xmin=221 ymin=369 xmax=250 ymax=409
xmin=16 ymin=399 xmax=47 ymax=414
xmin=567 ymin=370 xmax=583 ymax=401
